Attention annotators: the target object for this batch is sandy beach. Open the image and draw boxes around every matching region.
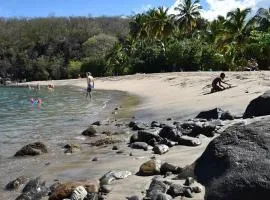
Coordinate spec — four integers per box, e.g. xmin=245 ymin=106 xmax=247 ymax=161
xmin=3 ymin=71 xmax=270 ymax=200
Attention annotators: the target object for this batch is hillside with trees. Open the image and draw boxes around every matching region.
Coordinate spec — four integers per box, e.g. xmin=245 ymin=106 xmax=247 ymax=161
xmin=0 ymin=0 xmax=269 ymax=81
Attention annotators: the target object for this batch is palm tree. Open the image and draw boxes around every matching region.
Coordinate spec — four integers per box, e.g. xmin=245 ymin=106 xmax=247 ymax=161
xmin=146 ymin=7 xmax=175 ymax=40
xmin=253 ymin=8 xmax=270 ymax=31
xmin=174 ymin=0 xmax=202 ymax=33
xmin=215 ymin=8 xmax=255 ymax=69
xmin=129 ymin=13 xmax=148 ymax=39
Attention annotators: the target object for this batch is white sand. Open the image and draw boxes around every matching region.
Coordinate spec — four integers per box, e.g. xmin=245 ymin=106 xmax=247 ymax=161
xmin=26 ymin=71 xmax=270 ymax=199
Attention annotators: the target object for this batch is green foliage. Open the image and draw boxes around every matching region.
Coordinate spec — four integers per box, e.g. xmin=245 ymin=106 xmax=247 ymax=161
xmin=81 ymin=57 xmax=106 ymax=77
xmin=68 ymin=60 xmax=82 ymax=78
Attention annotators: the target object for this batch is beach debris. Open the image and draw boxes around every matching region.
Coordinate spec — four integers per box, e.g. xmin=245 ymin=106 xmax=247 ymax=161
xmin=139 ymin=159 xmax=162 ymax=176
xmin=81 ymin=125 xmax=97 ymax=137
xmin=15 ymin=177 xmax=48 ymax=200
xmin=153 ymin=144 xmax=169 ymax=155
xmin=100 ymin=170 xmax=132 ymax=185
xmin=70 ymin=186 xmax=87 ymax=200
xmin=5 ymin=176 xmax=29 ymax=190
xmin=159 ymin=125 xmax=182 ymax=142
xmin=194 ymin=119 xmax=270 ymax=200
xmin=130 ymin=142 xmax=149 ymax=151
xmin=14 ymin=142 xmax=48 ymax=157
xmin=178 ymin=136 xmax=202 ymax=146
xmin=243 ymin=90 xmax=270 ymax=118
xmin=64 ymin=144 xmax=81 ymax=154
xmin=49 ymin=180 xmax=99 ymax=200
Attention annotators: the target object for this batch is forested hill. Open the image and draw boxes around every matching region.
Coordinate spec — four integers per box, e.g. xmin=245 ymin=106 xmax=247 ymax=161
xmin=0 ymin=16 xmax=130 ymax=81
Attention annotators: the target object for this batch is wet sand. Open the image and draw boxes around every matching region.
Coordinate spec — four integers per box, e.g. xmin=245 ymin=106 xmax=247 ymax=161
xmin=2 ymin=71 xmax=270 ymax=200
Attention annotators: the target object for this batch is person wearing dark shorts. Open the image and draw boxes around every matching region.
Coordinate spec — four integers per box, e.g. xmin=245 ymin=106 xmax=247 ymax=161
xmin=211 ymin=73 xmax=231 ymax=92
xmin=86 ymin=72 xmax=94 ymax=100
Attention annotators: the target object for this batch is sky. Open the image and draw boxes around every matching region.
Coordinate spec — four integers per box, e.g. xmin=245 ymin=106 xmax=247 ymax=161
xmin=0 ymin=0 xmax=269 ymax=20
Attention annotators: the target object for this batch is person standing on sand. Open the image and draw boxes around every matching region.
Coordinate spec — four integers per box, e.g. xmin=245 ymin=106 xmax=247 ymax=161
xmin=211 ymin=73 xmax=231 ymax=92
xmin=86 ymin=72 xmax=94 ymax=100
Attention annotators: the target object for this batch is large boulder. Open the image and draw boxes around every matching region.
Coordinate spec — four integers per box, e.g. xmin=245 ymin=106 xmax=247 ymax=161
xmin=243 ymin=90 xmax=270 ymax=118
xmin=194 ymin=119 xmax=270 ymax=200
xmin=14 ymin=142 xmax=48 ymax=157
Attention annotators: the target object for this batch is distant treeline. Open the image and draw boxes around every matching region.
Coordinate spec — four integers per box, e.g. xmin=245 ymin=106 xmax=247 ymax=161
xmin=0 ymin=0 xmax=269 ymax=81
xmin=0 ymin=16 xmax=129 ymax=81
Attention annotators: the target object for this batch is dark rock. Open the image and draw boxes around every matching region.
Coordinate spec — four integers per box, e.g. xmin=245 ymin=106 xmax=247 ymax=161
xmin=131 ymin=131 xmax=162 ymax=145
xmin=167 ymin=184 xmax=184 ymax=197
xmin=112 ymin=145 xmax=118 ymax=150
xmin=82 ymin=126 xmax=97 ymax=137
xmin=153 ymin=145 xmax=169 ymax=155
xmin=194 ymin=119 xmax=270 ymax=200
xmin=146 ymin=179 xmax=169 ymax=199
xmin=191 ymin=185 xmax=203 ymax=193
xmin=92 ymin=121 xmax=101 ymax=126
xmin=181 ymin=121 xmax=196 ymax=129
xmin=151 ymin=121 xmax=161 ymax=128
xmin=184 ymin=177 xmax=194 ymax=186
xmin=178 ymin=136 xmax=201 ymax=146
xmin=132 ymin=122 xmax=147 ymax=131
xmin=160 ymin=162 xmax=181 ymax=174
xmin=159 ymin=126 xmax=181 ymax=142
xmin=100 ymin=184 xmax=112 ymax=193
xmin=14 ymin=142 xmax=48 ymax=157
xmin=64 ymin=144 xmax=80 ymax=154
xmin=130 ymin=142 xmax=148 ymax=151
xmin=116 ymin=150 xmax=124 ymax=154
xmin=15 ymin=177 xmax=48 ymax=200
xmin=129 ymin=121 xmax=136 ymax=128
xmin=49 ymin=181 xmax=61 ymax=194
xmin=92 ymin=157 xmax=98 ymax=161
xmin=166 ymin=118 xmax=172 ymax=121
xmin=220 ymin=111 xmax=234 ymax=120
xmin=6 ymin=176 xmax=28 ymax=190
xmin=190 ymin=122 xmax=216 ymax=137
xmin=243 ymin=90 xmax=270 ymax=118
xmin=196 ymin=108 xmax=230 ymax=120
xmin=166 ymin=140 xmax=177 ymax=147
xmin=139 ymin=159 xmax=162 ymax=176
xmin=183 ymin=188 xmax=193 ymax=198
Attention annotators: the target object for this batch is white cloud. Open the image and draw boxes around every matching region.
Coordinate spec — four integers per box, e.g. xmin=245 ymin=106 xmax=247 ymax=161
xmin=133 ymin=4 xmax=153 ymax=14
xmin=169 ymin=0 xmax=270 ymax=21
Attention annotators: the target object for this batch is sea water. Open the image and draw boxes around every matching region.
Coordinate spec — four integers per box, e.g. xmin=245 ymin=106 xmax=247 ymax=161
xmin=0 ymin=86 xmax=121 ymax=158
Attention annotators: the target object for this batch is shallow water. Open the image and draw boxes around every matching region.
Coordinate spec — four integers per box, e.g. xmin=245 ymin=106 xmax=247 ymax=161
xmin=0 ymin=86 xmax=121 ymax=158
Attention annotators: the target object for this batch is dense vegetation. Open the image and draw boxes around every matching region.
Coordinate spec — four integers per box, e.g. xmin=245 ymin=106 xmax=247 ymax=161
xmin=0 ymin=0 xmax=269 ymax=81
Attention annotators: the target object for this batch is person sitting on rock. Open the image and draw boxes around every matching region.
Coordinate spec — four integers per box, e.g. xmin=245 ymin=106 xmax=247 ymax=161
xmin=211 ymin=73 xmax=231 ymax=92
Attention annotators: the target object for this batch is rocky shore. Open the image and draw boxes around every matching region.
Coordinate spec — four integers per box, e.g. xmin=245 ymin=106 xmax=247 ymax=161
xmin=3 ymin=88 xmax=270 ymax=200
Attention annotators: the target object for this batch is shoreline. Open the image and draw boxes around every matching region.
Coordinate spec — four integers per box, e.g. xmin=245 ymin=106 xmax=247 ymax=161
xmin=2 ymin=71 xmax=270 ymax=199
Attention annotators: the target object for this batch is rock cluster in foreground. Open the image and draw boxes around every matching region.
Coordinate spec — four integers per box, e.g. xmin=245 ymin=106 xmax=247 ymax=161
xmin=194 ymin=119 xmax=270 ymax=200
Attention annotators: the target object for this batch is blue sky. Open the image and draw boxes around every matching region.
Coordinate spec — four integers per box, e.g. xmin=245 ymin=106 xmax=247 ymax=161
xmin=0 ymin=0 xmax=208 ymax=18
xmin=0 ymin=0 xmax=268 ymax=20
